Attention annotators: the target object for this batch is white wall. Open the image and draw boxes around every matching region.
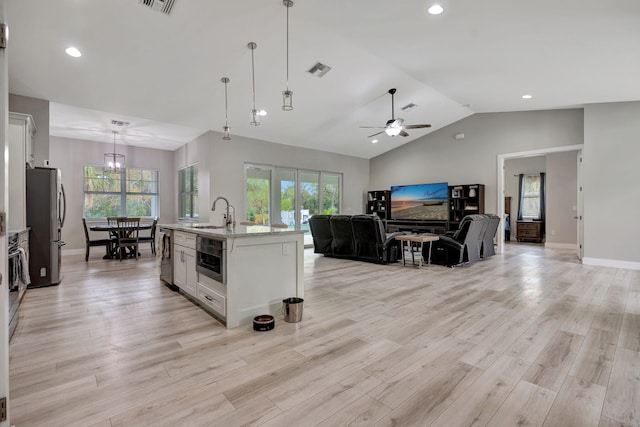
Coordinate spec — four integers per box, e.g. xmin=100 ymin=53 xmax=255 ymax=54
xmin=584 ymin=101 xmax=640 ymax=267
xmin=370 ymin=109 xmax=584 ymax=216
xmin=175 ymin=131 xmax=370 ymax=226
xmin=50 ymin=136 xmax=176 ymax=251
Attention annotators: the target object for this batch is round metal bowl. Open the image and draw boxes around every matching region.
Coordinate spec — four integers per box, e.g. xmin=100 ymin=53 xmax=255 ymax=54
xmin=253 ymin=314 xmax=275 ymax=331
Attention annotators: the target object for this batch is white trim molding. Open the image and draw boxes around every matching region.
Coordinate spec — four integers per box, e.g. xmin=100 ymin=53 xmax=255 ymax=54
xmin=545 ymin=243 xmax=578 ymax=250
xmin=582 ymin=257 xmax=640 ymax=271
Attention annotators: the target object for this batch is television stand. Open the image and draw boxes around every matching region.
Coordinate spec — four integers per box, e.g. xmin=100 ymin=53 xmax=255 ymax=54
xmin=386 ymin=220 xmax=448 ymax=235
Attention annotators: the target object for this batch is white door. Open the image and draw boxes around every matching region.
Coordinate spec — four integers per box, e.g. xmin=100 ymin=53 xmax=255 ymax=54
xmin=577 ymin=151 xmax=584 ymax=260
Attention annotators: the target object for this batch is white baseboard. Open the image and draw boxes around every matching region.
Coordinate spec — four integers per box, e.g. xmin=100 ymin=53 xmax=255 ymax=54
xmin=545 ymin=243 xmax=577 ymax=250
xmin=582 ymin=257 xmax=640 ymax=271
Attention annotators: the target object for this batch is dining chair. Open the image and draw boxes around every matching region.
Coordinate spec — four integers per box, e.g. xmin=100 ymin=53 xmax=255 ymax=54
xmin=115 ymin=217 xmax=141 ymax=261
xmin=138 ymin=217 xmax=158 ymax=256
xmin=82 ymin=218 xmax=114 ymax=261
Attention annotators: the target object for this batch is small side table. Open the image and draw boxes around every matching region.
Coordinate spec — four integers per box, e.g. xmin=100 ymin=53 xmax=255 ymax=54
xmin=395 ymin=234 xmax=440 ymax=268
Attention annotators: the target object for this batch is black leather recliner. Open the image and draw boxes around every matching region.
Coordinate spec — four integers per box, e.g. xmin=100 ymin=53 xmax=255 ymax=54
xmin=308 ymin=214 xmax=333 ymax=255
xmin=428 ymin=214 xmax=486 ymax=266
xmin=351 ymin=214 xmax=402 ymax=263
xmin=329 ymin=215 xmax=354 ymax=258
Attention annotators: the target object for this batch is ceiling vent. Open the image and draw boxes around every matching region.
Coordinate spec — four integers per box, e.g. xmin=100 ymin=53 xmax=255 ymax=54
xmin=401 ymin=103 xmax=418 ymax=112
xmin=139 ymin=0 xmax=177 ymax=16
xmin=111 ymin=120 xmax=130 ymax=127
xmin=307 ymin=62 xmax=332 ymax=78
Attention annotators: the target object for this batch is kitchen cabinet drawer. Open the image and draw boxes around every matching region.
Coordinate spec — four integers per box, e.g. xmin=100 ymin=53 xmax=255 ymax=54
xmin=197 ymin=283 xmax=226 ymax=317
xmin=174 ymin=231 xmax=196 ymax=249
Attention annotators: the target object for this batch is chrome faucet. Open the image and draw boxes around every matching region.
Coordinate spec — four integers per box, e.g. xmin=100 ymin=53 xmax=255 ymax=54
xmin=211 ymin=196 xmax=235 ymax=228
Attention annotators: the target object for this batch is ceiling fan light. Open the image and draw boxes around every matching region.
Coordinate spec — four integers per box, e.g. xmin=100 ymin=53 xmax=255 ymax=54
xmin=385 ymin=127 xmax=402 ymax=137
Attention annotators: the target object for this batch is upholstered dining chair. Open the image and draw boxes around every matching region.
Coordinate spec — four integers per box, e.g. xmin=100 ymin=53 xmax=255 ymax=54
xmin=82 ymin=218 xmax=114 ymax=261
xmin=115 ymin=217 xmax=141 ymax=261
xmin=138 ymin=217 xmax=158 ymax=256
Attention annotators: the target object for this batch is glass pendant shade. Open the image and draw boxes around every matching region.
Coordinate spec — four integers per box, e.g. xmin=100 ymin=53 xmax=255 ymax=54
xmin=221 ymin=77 xmax=231 ymax=140
xmin=282 ymin=0 xmax=294 ymax=111
xmin=248 ymin=42 xmax=262 ymax=126
xmin=104 ymin=131 xmax=125 ymax=171
xmin=282 ymin=90 xmax=293 ymax=111
xmin=250 ymin=108 xmax=260 ymax=126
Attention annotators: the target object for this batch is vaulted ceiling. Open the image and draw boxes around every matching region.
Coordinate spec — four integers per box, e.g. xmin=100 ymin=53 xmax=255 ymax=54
xmin=7 ymin=0 xmax=640 ymax=158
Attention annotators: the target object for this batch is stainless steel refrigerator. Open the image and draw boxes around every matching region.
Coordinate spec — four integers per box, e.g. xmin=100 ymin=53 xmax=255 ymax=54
xmin=26 ymin=167 xmax=66 ymax=287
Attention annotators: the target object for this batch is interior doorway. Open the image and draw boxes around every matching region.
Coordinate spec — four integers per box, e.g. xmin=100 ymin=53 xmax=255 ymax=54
xmin=496 ymin=144 xmax=583 ymax=256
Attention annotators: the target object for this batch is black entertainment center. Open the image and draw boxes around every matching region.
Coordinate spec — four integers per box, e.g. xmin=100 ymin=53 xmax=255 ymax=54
xmin=367 ymin=182 xmax=485 ymax=234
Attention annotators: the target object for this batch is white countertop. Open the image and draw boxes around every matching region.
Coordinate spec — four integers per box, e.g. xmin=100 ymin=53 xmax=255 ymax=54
xmin=159 ymin=223 xmax=304 ymax=239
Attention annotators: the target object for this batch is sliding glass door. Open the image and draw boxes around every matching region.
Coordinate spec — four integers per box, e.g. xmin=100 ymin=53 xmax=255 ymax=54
xmin=245 ymin=163 xmax=342 ymax=245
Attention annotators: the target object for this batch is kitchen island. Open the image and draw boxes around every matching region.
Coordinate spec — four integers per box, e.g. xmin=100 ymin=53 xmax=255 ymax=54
xmin=159 ymin=223 xmax=304 ymax=328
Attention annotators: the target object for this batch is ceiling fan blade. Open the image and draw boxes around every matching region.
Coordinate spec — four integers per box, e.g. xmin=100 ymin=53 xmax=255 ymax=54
xmin=367 ymin=130 xmax=385 ymax=138
xmin=403 ymin=124 xmax=431 ymax=129
xmin=399 ymin=130 xmax=410 ymax=137
xmin=359 ymin=126 xmax=385 ymax=129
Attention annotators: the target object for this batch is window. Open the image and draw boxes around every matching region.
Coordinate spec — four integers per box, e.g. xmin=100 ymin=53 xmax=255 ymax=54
xmin=522 ymin=174 xmax=541 ymax=219
xmin=178 ymin=164 xmax=198 ymax=219
xmin=84 ymin=166 xmax=159 ymax=218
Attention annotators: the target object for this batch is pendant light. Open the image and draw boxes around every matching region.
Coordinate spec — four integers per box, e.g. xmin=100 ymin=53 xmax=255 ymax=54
xmin=282 ymin=0 xmax=294 ymax=111
xmin=248 ymin=42 xmax=261 ymax=126
xmin=221 ymin=77 xmax=231 ymax=140
xmin=104 ymin=131 xmax=125 ymax=171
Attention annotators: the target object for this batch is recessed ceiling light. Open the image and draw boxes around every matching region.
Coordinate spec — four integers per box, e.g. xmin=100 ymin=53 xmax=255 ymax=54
xmin=427 ymin=4 xmax=444 ymax=15
xmin=371 ymin=139 xmax=378 ymax=144
xmin=522 ymin=94 xmax=533 ymax=99
xmin=65 ymin=47 xmax=82 ymax=58
xmin=258 ymin=110 xmax=267 ymax=116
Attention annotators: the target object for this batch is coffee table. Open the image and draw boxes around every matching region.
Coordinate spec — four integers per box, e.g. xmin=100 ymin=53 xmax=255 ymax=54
xmin=395 ymin=234 xmax=440 ymax=268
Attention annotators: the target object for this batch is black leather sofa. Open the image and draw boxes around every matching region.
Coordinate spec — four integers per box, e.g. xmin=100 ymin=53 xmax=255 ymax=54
xmin=425 ymin=214 xmax=500 ymax=267
xmin=309 ymin=214 xmax=402 ymax=264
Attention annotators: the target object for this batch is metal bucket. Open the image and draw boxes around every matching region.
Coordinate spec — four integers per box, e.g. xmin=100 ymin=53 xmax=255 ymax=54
xmin=282 ymin=297 xmax=304 ymax=323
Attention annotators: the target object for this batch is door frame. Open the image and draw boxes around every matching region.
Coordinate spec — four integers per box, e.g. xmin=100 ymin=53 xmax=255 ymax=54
xmin=496 ymin=144 xmax=584 ymax=255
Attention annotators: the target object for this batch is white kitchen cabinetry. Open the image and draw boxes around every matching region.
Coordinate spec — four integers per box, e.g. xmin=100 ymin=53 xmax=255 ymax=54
xmin=8 ymin=112 xmax=36 ymax=230
xmin=173 ymin=231 xmax=197 ymax=297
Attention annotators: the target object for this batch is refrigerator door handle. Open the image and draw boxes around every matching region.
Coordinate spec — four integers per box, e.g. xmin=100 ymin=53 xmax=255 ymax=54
xmin=59 ymin=183 xmax=67 ymax=228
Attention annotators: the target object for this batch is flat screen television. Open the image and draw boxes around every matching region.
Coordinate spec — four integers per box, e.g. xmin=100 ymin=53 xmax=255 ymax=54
xmin=390 ymin=182 xmax=449 ymax=221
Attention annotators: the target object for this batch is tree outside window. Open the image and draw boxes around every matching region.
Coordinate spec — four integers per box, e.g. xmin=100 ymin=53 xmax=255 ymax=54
xmin=522 ymin=174 xmax=541 ymax=219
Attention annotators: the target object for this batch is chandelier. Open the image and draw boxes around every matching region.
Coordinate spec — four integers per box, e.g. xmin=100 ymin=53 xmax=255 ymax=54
xmin=104 ymin=131 xmax=125 ymax=171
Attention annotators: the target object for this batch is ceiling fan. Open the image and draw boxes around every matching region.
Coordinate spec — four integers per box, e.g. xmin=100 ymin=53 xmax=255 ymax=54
xmin=360 ymin=88 xmax=431 ymax=138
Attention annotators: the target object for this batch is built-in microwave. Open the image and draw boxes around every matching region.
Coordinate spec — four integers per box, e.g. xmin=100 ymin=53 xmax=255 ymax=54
xmin=196 ymin=236 xmax=226 ymax=284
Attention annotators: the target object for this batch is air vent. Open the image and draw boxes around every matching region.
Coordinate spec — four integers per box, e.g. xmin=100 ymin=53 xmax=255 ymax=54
xmin=111 ymin=120 xmax=130 ymax=127
xmin=307 ymin=62 xmax=332 ymax=78
xmin=401 ymin=103 xmax=418 ymax=112
xmin=139 ymin=0 xmax=177 ymax=15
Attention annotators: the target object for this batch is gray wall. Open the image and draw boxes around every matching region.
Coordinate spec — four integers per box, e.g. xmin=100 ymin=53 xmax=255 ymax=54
xmin=546 ymin=151 xmax=578 ymax=246
xmin=174 ymin=131 xmax=370 ymax=227
xmin=9 ymin=94 xmax=49 ymax=167
xmin=584 ymin=101 xmax=640 ymax=265
xmin=50 ymin=136 xmax=175 ymax=251
xmin=370 ymin=109 xmax=584 ymax=217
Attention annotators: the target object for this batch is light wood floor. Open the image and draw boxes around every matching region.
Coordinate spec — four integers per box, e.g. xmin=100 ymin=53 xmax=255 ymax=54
xmin=8 ymin=244 xmax=640 ymax=426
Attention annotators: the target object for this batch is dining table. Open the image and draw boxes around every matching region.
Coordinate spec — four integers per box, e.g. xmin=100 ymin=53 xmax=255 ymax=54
xmin=90 ymin=223 xmax=153 ymax=259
